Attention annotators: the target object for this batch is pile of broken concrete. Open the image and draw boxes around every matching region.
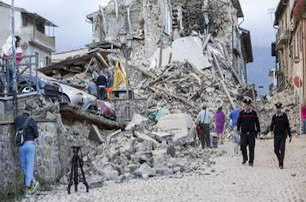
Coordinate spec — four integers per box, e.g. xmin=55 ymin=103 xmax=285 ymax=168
xmin=258 ymin=87 xmax=300 ymax=135
xmin=132 ymin=34 xmax=253 ymax=136
xmin=60 ymin=113 xmax=225 ymax=188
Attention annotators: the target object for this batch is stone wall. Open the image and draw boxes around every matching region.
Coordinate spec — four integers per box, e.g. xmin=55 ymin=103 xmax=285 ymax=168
xmin=174 ymin=0 xmax=205 ymax=36
xmin=92 ymin=0 xmax=143 ymax=43
xmin=0 ymin=94 xmax=73 ymax=190
xmin=0 ymin=119 xmax=73 ymax=190
xmin=172 ymin=0 xmax=233 ymax=57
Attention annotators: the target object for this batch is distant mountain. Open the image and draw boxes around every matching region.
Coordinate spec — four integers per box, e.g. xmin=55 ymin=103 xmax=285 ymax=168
xmin=246 ymin=46 xmax=275 ymax=96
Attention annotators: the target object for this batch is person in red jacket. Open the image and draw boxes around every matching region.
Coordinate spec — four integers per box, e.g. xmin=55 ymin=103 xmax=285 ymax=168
xmin=301 ymin=103 xmax=306 ymax=134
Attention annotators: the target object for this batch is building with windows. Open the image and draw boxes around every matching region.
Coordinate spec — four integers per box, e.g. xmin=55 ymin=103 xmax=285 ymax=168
xmin=271 ymin=0 xmax=306 ymax=101
xmin=0 ymin=1 xmax=57 ymax=68
xmin=290 ymin=0 xmax=306 ymax=101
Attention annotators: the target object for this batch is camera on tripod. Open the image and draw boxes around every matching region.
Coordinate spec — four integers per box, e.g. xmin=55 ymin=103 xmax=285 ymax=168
xmin=71 ymin=146 xmax=81 ymax=155
xmin=67 ymin=145 xmax=89 ymax=194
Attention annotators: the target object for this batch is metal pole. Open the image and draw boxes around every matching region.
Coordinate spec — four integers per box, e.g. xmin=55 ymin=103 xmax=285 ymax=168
xmin=299 ymin=77 xmax=302 ymax=135
xmin=11 ymin=0 xmax=17 ymax=115
xmin=125 ymin=48 xmax=130 ymax=122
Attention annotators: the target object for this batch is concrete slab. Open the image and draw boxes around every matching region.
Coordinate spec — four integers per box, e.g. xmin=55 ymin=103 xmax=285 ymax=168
xmin=156 ymin=113 xmax=196 ymax=145
xmin=149 ymin=36 xmax=211 ymax=69
xmin=88 ymin=124 xmax=105 ymax=144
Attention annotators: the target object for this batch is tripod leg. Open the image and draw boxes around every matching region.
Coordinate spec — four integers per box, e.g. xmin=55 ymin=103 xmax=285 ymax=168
xmin=67 ymin=157 xmax=75 ymax=194
xmin=74 ymin=156 xmax=79 ymax=192
xmin=79 ymin=157 xmax=89 ymax=192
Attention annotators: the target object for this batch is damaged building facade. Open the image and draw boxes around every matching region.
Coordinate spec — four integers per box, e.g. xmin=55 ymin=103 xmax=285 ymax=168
xmin=0 ymin=1 xmax=57 ymax=67
xmin=86 ymin=0 xmax=253 ymax=85
xmin=271 ymin=0 xmax=306 ymax=101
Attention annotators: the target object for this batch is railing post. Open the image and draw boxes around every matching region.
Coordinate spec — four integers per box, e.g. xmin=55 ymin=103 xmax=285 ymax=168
xmin=35 ymin=53 xmax=38 ymax=89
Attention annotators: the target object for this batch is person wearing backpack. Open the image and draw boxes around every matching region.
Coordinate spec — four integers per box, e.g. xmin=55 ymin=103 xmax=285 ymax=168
xmin=14 ymin=105 xmax=39 ymax=197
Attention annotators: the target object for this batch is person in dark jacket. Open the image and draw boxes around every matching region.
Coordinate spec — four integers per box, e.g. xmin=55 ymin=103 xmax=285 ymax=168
xmin=14 ymin=106 xmax=39 ymax=197
xmin=270 ymin=102 xmax=292 ymax=169
xmin=237 ymin=98 xmax=260 ymax=167
xmin=96 ymin=73 xmax=107 ymax=100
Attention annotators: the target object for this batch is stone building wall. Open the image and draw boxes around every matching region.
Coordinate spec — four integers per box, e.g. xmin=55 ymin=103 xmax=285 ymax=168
xmin=0 ymin=119 xmax=73 ymax=190
xmin=0 ymin=94 xmax=73 ymax=191
xmin=91 ymin=0 xmax=144 ymax=43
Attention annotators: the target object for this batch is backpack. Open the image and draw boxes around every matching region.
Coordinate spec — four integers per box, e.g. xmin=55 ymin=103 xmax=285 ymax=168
xmin=15 ymin=117 xmax=30 ymax=146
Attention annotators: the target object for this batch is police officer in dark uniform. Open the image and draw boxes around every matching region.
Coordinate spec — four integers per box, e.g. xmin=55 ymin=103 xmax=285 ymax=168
xmin=237 ymin=98 xmax=260 ymax=167
xmin=270 ymin=102 xmax=292 ymax=169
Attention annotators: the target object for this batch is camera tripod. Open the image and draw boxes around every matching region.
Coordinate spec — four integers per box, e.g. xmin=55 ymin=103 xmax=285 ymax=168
xmin=67 ymin=146 xmax=89 ymax=194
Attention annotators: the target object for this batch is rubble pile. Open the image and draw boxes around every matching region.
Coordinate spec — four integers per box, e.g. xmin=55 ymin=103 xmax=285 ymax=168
xmin=60 ymin=114 xmax=225 ymax=188
xmin=134 ymin=34 xmax=248 ymax=123
xmin=40 ymin=50 xmax=114 ymax=90
xmin=258 ymin=88 xmax=300 ymax=135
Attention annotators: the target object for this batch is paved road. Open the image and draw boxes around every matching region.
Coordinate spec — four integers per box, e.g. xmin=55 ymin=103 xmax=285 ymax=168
xmin=25 ymin=135 xmax=306 ymax=202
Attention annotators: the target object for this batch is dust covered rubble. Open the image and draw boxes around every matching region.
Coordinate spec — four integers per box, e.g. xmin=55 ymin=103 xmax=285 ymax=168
xmin=258 ymin=88 xmax=300 ymax=135
xmin=59 ymin=113 xmax=225 ymax=188
xmin=131 ymin=33 xmax=253 ymax=137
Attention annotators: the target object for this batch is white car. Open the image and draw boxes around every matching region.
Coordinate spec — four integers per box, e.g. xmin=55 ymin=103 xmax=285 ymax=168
xmin=57 ymin=82 xmax=97 ymax=111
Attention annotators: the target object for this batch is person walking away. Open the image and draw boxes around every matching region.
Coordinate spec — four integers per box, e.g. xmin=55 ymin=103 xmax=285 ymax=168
xmin=229 ymin=105 xmax=241 ymax=155
xmin=88 ymin=78 xmax=98 ymax=97
xmin=301 ymin=102 xmax=306 ymax=134
xmin=215 ymin=106 xmax=225 ymax=144
xmin=14 ymin=106 xmax=39 ymax=197
xmin=237 ymin=98 xmax=260 ymax=167
xmin=96 ymin=72 xmax=107 ymax=100
xmin=196 ymin=106 xmax=213 ymax=149
xmin=270 ymin=102 xmax=292 ymax=169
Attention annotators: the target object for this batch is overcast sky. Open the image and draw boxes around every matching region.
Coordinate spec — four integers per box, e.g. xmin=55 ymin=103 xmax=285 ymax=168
xmin=2 ymin=0 xmax=281 ymax=95
xmin=2 ymin=0 xmax=110 ymax=51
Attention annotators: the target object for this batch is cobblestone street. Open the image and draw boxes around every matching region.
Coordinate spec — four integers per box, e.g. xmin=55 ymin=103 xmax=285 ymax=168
xmin=25 ymin=135 xmax=306 ymax=202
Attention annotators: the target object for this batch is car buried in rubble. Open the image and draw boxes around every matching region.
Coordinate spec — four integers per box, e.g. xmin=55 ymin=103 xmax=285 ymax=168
xmin=17 ymin=75 xmax=116 ymax=120
xmin=57 ymin=82 xmax=116 ymax=120
xmin=17 ymin=74 xmax=63 ymax=101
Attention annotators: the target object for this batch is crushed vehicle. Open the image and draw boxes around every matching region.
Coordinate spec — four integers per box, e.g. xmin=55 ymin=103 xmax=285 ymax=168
xmin=17 ymin=74 xmax=63 ymax=101
xmin=97 ymin=100 xmax=116 ymax=120
xmin=57 ymin=82 xmax=97 ymax=111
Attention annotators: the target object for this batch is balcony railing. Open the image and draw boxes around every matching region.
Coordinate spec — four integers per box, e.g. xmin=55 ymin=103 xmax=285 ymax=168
xmin=276 ymin=28 xmax=290 ymax=46
xmin=0 ymin=54 xmax=38 ymax=98
xmin=20 ymin=26 xmax=55 ymax=51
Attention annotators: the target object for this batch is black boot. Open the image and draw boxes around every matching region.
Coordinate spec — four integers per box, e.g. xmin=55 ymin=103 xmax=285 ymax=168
xmin=279 ymin=162 xmax=283 ymax=169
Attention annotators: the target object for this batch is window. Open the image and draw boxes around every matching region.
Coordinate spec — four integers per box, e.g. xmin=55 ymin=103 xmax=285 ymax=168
xmin=290 ymin=45 xmax=293 ymax=67
xmin=45 ymin=56 xmax=50 ymax=66
xmin=22 ymin=16 xmax=27 ymax=26
xmin=285 ymin=13 xmax=287 ymax=28
xmin=300 ymin=26 xmax=303 ymax=51
xmin=293 ymin=39 xmax=296 ymax=57
xmin=36 ymin=23 xmax=45 ymax=34
xmin=296 ymin=32 xmax=300 ymax=57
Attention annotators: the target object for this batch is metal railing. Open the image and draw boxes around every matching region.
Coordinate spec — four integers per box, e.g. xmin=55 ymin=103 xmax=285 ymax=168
xmin=276 ymin=28 xmax=290 ymax=44
xmin=0 ymin=54 xmax=38 ymax=98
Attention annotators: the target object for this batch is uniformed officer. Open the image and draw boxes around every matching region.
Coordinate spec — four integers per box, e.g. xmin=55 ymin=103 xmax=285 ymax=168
xmin=270 ymin=102 xmax=292 ymax=169
xmin=237 ymin=98 xmax=260 ymax=167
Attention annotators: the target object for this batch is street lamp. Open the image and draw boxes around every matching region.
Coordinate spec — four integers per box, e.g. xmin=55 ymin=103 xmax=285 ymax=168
xmin=118 ymin=27 xmax=133 ymax=122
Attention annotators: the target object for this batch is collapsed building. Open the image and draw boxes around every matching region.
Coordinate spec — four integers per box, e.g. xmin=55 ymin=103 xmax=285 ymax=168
xmin=1 ymin=0 xmax=259 ymax=192
xmin=86 ymin=0 xmax=253 ymax=85
xmin=51 ymin=0 xmax=257 ymax=187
